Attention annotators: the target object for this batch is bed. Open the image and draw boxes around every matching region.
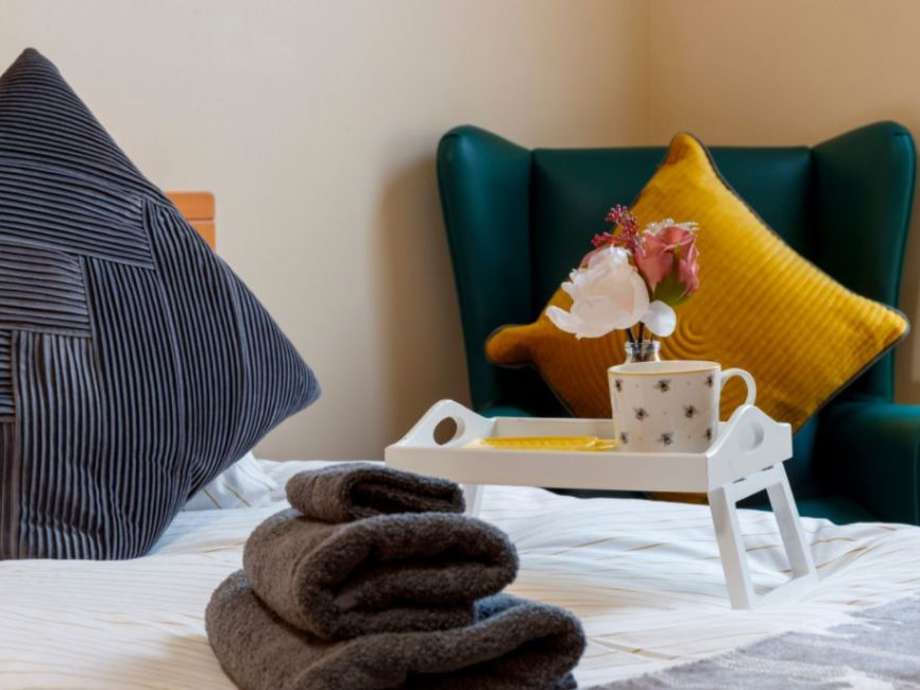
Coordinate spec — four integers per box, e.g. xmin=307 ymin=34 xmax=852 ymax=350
xmin=2 ymin=196 xmax=919 ymax=689
xmin=2 ymin=456 xmax=919 ymax=689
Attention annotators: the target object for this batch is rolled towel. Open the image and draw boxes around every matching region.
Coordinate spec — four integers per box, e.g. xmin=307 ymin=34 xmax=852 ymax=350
xmin=286 ymin=462 xmax=465 ymax=522
xmin=207 ymin=570 xmax=585 ymax=690
xmin=243 ymin=508 xmax=518 ymax=639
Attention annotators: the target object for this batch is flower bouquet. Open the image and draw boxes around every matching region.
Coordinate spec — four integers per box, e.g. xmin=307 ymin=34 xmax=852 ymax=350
xmin=546 ymin=205 xmax=701 ymax=362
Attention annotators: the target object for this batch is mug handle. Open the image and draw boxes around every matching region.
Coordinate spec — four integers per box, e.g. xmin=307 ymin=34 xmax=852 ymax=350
xmin=719 ymin=368 xmax=757 ymax=407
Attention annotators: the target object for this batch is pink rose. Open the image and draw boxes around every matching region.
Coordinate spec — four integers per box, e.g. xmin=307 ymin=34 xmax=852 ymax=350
xmin=634 ymin=221 xmax=700 ymax=302
xmin=677 ymin=240 xmax=700 ymax=294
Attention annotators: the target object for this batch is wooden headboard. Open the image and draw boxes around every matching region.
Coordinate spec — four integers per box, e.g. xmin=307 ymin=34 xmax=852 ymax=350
xmin=166 ymin=191 xmax=216 ymax=249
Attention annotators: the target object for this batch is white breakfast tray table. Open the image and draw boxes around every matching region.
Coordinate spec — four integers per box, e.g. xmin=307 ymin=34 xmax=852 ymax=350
xmin=385 ymin=399 xmax=818 ymax=610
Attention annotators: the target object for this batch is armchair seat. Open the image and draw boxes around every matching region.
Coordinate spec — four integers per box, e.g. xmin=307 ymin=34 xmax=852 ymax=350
xmin=438 ymin=122 xmax=918 ymax=524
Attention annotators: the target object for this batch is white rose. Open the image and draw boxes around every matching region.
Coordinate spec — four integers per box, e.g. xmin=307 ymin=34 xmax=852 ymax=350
xmin=546 ymin=246 xmax=676 ymax=339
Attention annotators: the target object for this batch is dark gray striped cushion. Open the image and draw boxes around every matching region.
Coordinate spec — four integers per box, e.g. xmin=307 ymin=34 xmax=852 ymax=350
xmin=0 ymin=49 xmax=320 ymax=560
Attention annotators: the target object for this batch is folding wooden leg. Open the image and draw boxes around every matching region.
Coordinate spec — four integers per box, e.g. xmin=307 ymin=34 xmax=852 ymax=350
xmin=708 ymin=464 xmax=818 ymax=609
xmin=708 ymin=483 xmax=756 ymax=608
xmin=462 ymin=484 xmax=483 ymax=517
xmin=766 ymin=469 xmax=817 ymax=582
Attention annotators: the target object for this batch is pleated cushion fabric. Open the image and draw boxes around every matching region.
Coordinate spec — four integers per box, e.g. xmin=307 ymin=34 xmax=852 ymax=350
xmin=486 ymin=132 xmax=908 ymax=430
xmin=0 ymin=49 xmax=320 ymax=560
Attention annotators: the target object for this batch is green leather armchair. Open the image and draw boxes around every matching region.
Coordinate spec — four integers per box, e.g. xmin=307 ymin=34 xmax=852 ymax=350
xmin=437 ymin=121 xmax=919 ymax=525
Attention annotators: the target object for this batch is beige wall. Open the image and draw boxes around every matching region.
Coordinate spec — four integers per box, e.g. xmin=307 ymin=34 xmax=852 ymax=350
xmin=648 ymin=0 xmax=920 ymax=403
xmin=0 ymin=0 xmax=651 ymax=458
xmin=6 ymin=0 xmax=918 ymax=459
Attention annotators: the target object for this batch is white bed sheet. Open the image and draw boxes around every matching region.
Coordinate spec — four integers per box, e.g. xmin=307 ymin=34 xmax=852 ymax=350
xmin=1 ymin=459 xmax=919 ymax=689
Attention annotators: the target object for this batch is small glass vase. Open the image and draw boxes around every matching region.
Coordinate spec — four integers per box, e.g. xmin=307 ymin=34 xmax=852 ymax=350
xmin=624 ymin=339 xmax=660 ymax=363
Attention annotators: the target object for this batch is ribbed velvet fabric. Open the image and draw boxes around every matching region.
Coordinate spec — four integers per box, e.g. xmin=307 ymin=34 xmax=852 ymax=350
xmin=486 ymin=133 xmax=908 ymax=431
xmin=0 ymin=49 xmax=320 ymax=560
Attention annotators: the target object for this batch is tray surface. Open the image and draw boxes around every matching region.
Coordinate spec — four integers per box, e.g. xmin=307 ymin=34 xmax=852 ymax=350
xmin=385 ymin=400 xmax=793 ymax=492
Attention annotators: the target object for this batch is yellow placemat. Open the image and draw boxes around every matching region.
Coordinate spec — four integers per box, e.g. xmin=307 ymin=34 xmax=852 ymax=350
xmin=468 ymin=436 xmax=618 ymax=452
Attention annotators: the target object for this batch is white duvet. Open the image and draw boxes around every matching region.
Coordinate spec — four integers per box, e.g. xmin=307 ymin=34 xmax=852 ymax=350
xmin=2 ymin=459 xmax=919 ymax=689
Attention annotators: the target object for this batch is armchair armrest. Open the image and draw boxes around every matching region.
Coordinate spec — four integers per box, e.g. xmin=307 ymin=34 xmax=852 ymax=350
xmin=819 ymin=400 xmax=920 ymax=524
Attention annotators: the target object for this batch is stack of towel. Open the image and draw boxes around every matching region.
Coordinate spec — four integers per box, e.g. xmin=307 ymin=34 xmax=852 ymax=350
xmin=206 ymin=463 xmax=585 ymax=690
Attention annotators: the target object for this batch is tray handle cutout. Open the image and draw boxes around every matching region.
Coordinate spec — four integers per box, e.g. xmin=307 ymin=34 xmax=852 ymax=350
xmin=400 ymin=399 xmax=491 ymax=448
xmin=713 ymin=405 xmax=768 ymax=455
xmin=708 ymin=405 xmax=793 ymax=488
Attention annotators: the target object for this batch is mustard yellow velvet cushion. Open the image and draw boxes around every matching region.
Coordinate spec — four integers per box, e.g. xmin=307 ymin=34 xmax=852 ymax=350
xmin=486 ymin=133 xmax=908 ymax=430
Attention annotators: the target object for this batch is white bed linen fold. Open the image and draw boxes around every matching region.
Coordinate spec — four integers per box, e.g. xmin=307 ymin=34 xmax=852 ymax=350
xmin=1 ymin=459 xmax=918 ymax=689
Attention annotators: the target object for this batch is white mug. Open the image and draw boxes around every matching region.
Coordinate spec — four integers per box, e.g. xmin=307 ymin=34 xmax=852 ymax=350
xmin=608 ymin=360 xmax=756 ymax=453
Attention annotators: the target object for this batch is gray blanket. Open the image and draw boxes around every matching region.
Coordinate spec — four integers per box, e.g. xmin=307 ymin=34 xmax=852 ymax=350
xmin=207 ymin=570 xmax=585 ymax=690
xmin=594 ymin=595 xmax=920 ymax=689
xmin=243 ymin=508 xmax=518 ymax=639
xmin=286 ymin=463 xmax=464 ymax=521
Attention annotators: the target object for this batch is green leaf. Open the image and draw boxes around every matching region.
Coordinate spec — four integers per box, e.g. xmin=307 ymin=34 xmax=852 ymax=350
xmin=652 ymin=272 xmax=688 ymax=307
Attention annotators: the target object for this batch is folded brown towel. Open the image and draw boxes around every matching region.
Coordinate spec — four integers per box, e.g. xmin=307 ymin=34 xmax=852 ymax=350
xmin=286 ymin=462 xmax=465 ymax=522
xmin=207 ymin=570 xmax=584 ymax=690
xmin=243 ymin=508 xmax=518 ymax=639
